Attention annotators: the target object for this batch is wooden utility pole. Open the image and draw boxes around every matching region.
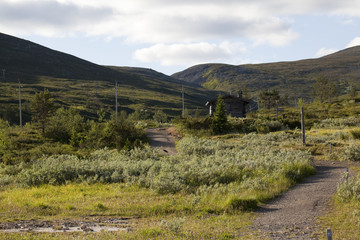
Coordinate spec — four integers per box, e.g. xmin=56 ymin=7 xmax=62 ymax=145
xmin=182 ymin=85 xmax=185 ymax=118
xmin=115 ymin=81 xmax=118 ymax=122
xmin=301 ymin=107 xmax=305 ymax=145
xmin=18 ymin=79 xmax=22 ymax=128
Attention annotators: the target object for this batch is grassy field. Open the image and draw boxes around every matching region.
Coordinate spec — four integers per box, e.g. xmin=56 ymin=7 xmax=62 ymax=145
xmin=1 ymin=95 xmax=360 ymax=239
xmin=0 ymin=129 xmax=318 ymax=239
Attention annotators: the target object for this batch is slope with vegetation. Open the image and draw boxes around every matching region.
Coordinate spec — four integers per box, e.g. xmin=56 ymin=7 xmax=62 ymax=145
xmin=172 ymin=46 xmax=360 ymax=101
xmin=0 ymin=32 xmax=216 ymax=124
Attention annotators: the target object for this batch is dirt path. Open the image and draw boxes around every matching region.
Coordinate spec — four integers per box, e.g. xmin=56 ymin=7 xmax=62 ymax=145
xmin=146 ymin=128 xmax=177 ymax=155
xmin=251 ymin=160 xmax=356 ymax=239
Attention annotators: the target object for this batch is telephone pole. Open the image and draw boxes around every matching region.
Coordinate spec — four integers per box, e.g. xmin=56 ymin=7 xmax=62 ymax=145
xmin=301 ymin=107 xmax=305 ymax=145
xmin=115 ymin=81 xmax=118 ymax=122
xmin=2 ymin=69 xmax=5 ymax=82
xmin=18 ymin=79 xmax=22 ymax=128
xmin=182 ymin=85 xmax=185 ymax=117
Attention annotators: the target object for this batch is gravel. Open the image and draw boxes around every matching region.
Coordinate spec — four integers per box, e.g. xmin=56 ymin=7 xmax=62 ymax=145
xmin=251 ymin=160 xmax=358 ymax=239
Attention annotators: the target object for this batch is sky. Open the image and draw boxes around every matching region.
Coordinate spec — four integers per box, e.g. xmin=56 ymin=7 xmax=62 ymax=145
xmin=1 ymin=0 xmax=360 ymax=75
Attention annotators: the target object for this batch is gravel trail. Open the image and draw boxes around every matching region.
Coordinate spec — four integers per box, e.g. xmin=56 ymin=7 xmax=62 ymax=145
xmin=251 ymin=160 xmax=356 ymax=239
xmin=146 ymin=128 xmax=177 ymax=155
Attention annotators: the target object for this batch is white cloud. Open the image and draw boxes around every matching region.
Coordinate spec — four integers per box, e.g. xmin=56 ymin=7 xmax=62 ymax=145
xmin=2 ymin=0 xmax=360 ymax=68
xmin=0 ymin=0 xmax=113 ymax=37
xmin=1 ymin=0 xmax=360 ymax=42
xmin=0 ymin=0 xmax=302 ymax=46
xmin=347 ymin=37 xmax=360 ymax=48
xmin=315 ymin=48 xmax=339 ymax=57
xmin=134 ymin=42 xmax=247 ymax=66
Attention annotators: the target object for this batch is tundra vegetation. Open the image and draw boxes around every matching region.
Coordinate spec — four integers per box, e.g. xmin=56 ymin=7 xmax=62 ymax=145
xmin=0 ymin=90 xmax=360 ymax=239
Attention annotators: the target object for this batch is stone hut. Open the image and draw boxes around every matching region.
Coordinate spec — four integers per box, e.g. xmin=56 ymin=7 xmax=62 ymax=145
xmin=205 ymin=94 xmax=249 ymax=118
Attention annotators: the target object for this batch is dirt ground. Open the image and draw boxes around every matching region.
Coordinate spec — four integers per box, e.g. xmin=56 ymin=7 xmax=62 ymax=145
xmin=251 ymin=160 xmax=358 ymax=239
xmin=146 ymin=128 xmax=178 ymax=155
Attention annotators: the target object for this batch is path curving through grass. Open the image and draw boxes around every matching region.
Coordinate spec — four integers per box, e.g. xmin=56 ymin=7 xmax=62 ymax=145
xmin=146 ymin=128 xmax=177 ymax=155
xmin=251 ymin=160 xmax=356 ymax=239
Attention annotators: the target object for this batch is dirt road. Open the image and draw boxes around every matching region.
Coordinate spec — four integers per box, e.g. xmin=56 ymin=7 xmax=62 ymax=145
xmin=146 ymin=128 xmax=177 ymax=155
xmin=251 ymin=160 xmax=354 ymax=239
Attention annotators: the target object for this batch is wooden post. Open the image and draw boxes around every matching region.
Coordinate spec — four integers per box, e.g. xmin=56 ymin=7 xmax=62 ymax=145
xmin=301 ymin=107 xmax=305 ymax=145
xmin=115 ymin=81 xmax=118 ymax=122
xmin=182 ymin=86 xmax=184 ymax=117
xmin=326 ymin=228 xmax=332 ymax=240
xmin=18 ymin=79 xmax=22 ymax=128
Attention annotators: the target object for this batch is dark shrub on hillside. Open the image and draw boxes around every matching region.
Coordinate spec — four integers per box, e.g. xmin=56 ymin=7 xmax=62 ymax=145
xmin=45 ymin=107 xmax=84 ymax=143
xmin=86 ymin=120 xmax=148 ymax=150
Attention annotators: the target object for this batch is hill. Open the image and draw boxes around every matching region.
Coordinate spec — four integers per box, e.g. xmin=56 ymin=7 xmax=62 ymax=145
xmin=0 ymin=32 xmax=216 ymax=123
xmin=172 ymin=46 xmax=360 ymax=101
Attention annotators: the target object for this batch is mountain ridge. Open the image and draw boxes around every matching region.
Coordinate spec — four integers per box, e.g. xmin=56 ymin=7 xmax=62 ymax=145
xmin=0 ymin=32 xmax=216 ymax=122
xmin=172 ymin=46 xmax=360 ymax=100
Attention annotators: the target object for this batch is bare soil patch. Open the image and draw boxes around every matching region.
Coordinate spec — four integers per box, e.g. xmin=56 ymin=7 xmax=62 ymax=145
xmin=146 ymin=128 xmax=177 ymax=155
xmin=251 ymin=160 xmax=359 ymax=239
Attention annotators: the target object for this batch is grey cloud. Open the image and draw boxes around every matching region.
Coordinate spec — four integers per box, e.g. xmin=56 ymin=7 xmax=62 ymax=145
xmin=0 ymin=1 xmax=113 ymax=29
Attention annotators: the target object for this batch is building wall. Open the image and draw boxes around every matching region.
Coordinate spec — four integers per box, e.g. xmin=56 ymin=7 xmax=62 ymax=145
xmin=209 ymin=98 xmax=247 ymax=118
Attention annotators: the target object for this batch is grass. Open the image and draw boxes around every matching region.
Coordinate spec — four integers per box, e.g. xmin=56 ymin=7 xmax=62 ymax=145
xmin=0 ymin=131 xmax=317 ymax=239
xmin=318 ymin=167 xmax=360 ymax=239
xmin=0 ymin=183 xmax=255 ymax=239
xmin=1 ymin=113 xmax=360 ymax=239
xmin=0 ymin=183 xmax=195 ymax=221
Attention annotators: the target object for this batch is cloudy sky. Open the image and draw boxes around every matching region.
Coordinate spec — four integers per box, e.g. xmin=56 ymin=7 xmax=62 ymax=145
xmin=1 ymin=0 xmax=360 ymax=75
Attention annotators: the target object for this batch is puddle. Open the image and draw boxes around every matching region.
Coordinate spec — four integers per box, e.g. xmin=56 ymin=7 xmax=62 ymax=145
xmin=1 ymin=226 xmax=127 ymax=233
xmin=0 ymin=218 xmax=131 ymax=233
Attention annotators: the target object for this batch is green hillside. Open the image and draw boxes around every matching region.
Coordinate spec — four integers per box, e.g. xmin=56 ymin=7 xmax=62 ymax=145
xmin=172 ymin=46 xmax=360 ymax=101
xmin=0 ymin=33 xmax=216 ymax=123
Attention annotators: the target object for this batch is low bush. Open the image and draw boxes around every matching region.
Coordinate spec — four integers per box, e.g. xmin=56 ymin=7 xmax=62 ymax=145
xmin=341 ymin=143 xmax=360 ymax=161
xmin=313 ymin=116 xmax=360 ymax=129
xmin=350 ymin=129 xmax=360 ymax=140
xmin=336 ymin=175 xmax=360 ymax=203
xmin=1 ymin=133 xmax=314 ymax=202
xmin=225 ymin=197 xmax=258 ymax=212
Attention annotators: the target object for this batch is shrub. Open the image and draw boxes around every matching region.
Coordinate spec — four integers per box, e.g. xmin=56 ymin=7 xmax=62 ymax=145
xmin=313 ymin=116 xmax=360 ymax=129
xmin=228 ymin=118 xmax=256 ymax=133
xmin=45 ymin=107 xmax=84 ymax=143
xmin=1 ymin=133 xmax=314 ymax=204
xmin=336 ymin=175 xmax=360 ymax=203
xmin=350 ymin=129 xmax=360 ymax=140
xmin=225 ymin=197 xmax=258 ymax=212
xmin=341 ymin=143 xmax=360 ymax=161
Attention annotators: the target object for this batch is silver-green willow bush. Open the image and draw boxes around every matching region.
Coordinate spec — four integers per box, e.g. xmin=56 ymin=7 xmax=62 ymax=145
xmin=0 ymin=133 xmax=315 ymax=194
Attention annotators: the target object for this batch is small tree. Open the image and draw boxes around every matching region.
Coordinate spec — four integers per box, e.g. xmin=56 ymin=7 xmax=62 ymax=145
xmin=313 ymin=76 xmax=337 ymax=103
xmin=153 ymin=109 xmax=167 ymax=123
xmin=259 ymin=90 xmax=280 ymax=109
xmin=213 ymin=94 xmax=228 ymax=133
xmin=30 ymin=89 xmax=55 ymax=134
